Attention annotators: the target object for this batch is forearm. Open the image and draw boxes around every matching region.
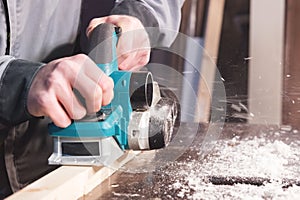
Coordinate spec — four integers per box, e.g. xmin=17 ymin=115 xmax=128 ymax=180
xmin=111 ymin=0 xmax=185 ymax=47
xmin=0 ymin=56 xmax=44 ymax=125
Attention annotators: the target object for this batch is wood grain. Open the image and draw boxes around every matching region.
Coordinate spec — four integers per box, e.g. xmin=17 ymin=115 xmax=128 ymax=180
xmin=6 ymin=151 xmax=139 ymax=200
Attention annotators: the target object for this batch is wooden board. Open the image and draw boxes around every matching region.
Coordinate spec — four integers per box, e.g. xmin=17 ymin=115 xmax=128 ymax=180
xmin=282 ymin=0 xmax=300 ymax=128
xmin=6 ymin=151 xmax=139 ymax=200
xmin=195 ymin=0 xmax=225 ymax=122
xmin=248 ymin=0 xmax=285 ymax=124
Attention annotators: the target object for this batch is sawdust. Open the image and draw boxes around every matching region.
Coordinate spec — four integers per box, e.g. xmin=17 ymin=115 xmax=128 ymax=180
xmin=154 ymin=130 xmax=300 ymax=199
xmin=97 ymin=125 xmax=300 ymax=200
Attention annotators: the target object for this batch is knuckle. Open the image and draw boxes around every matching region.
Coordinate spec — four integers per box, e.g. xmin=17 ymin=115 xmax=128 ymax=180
xmin=101 ymin=77 xmax=114 ymax=93
xmin=35 ymin=92 xmax=52 ymax=109
xmin=105 ymin=15 xmax=115 ymax=23
xmin=89 ymin=18 xmax=98 ymax=25
xmin=91 ymin=17 xmax=106 ymax=24
xmin=55 ymin=59 xmax=70 ymax=70
xmin=44 ymin=73 xmax=60 ymax=89
xmin=53 ymin=60 xmax=74 ymax=76
xmin=53 ymin=58 xmax=84 ymax=84
xmin=44 ymin=72 xmax=69 ymax=92
xmin=74 ymin=53 xmax=88 ymax=61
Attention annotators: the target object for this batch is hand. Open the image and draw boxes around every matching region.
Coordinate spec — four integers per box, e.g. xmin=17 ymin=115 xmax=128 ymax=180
xmin=27 ymin=54 xmax=114 ymax=128
xmin=87 ymin=15 xmax=151 ymax=71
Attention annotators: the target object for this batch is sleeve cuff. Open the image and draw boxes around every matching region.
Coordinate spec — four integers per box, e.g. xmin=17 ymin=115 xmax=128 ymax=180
xmin=0 ymin=59 xmax=44 ymax=125
xmin=111 ymin=0 xmax=159 ymax=28
xmin=110 ymin=0 xmax=161 ymax=47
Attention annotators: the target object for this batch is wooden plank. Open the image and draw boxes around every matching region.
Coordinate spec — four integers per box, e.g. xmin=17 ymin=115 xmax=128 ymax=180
xmin=6 ymin=151 xmax=139 ymax=200
xmin=195 ymin=0 xmax=208 ymax=37
xmin=248 ymin=0 xmax=285 ymax=124
xmin=282 ymin=0 xmax=300 ymax=128
xmin=195 ymin=0 xmax=225 ymax=122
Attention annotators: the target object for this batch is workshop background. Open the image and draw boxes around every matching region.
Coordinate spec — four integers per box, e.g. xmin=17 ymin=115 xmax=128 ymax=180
xmin=152 ymin=0 xmax=293 ymax=126
xmin=7 ymin=0 xmax=300 ymax=199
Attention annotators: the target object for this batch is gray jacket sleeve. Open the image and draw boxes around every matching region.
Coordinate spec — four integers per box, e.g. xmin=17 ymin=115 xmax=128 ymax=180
xmin=0 ymin=56 xmax=44 ymax=125
xmin=111 ymin=0 xmax=185 ymax=47
xmin=0 ymin=0 xmax=81 ymax=126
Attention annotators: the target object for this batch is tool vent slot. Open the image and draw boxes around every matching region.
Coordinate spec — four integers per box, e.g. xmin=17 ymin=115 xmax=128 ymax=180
xmin=62 ymin=142 xmax=100 ymax=156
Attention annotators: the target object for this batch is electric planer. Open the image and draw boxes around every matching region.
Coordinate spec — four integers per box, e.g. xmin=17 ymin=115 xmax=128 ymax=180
xmin=47 ymin=23 xmax=178 ymax=166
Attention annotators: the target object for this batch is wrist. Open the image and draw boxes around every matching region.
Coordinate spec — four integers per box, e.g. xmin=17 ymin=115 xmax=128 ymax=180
xmin=0 ymin=59 xmax=45 ymax=125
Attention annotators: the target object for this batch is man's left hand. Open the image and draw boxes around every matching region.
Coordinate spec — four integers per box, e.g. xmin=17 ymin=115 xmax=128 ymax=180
xmin=87 ymin=15 xmax=151 ymax=71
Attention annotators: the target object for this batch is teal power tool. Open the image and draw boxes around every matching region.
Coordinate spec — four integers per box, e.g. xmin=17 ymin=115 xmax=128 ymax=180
xmin=48 ymin=23 xmax=178 ymax=166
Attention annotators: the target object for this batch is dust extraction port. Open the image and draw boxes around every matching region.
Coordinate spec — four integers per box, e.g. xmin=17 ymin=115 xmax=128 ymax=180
xmin=130 ymin=72 xmax=153 ymax=111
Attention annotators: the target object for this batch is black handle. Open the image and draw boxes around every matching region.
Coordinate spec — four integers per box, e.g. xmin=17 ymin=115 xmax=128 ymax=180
xmin=87 ymin=23 xmax=120 ymax=64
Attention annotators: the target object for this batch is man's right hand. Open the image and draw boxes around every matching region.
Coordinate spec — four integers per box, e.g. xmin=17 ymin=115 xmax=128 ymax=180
xmin=27 ymin=54 xmax=114 ymax=128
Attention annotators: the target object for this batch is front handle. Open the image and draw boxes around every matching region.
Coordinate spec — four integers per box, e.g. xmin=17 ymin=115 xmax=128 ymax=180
xmin=87 ymin=23 xmax=121 ymax=75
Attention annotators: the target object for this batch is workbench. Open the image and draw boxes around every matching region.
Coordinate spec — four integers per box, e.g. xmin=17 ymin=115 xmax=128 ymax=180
xmin=7 ymin=122 xmax=300 ymax=199
xmin=78 ymin=123 xmax=300 ymax=199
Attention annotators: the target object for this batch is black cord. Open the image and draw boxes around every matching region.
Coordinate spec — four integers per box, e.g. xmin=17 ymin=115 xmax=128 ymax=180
xmin=208 ymin=175 xmax=300 ymax=188
xmin=1 ymin=0 xmax=10 ymax=55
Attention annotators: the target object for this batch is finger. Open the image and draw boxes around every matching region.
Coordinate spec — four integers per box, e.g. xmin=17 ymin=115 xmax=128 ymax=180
xmin=98 ymin=77 xmax=114 ymax=106
xmin=80 ymin=60 xmax=114 ymax=105
xmin=86 ymin=15 xmax=125 ymax=37
xmin=83 ymin=72 xmax=114 ymax=107
xmin=74 ymin=73 xmax=103 ymax=113
xmin=71 ymin=56 xmax=114 ymax=110
xmin=46 ymin=96 xmax=72 ymax=128
xmin=118 ymin=52 xmax=137 ymax=70
xmin=118 ymin=50 xmax=150 ymax=71
xmin=82 ymin=60 xmax=105 ymax=84
xmin=56 ymin=85 xmax=87 ymax=120
xmin=117 ymin=33 xmax=135 ymax=56
xmin=117 ymin=29 xmax=150 ymax=52
xmin=86 ymin=17 xmax=108 ymax=37
xmin=135 ymin=50 xmax=151 ymax=67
